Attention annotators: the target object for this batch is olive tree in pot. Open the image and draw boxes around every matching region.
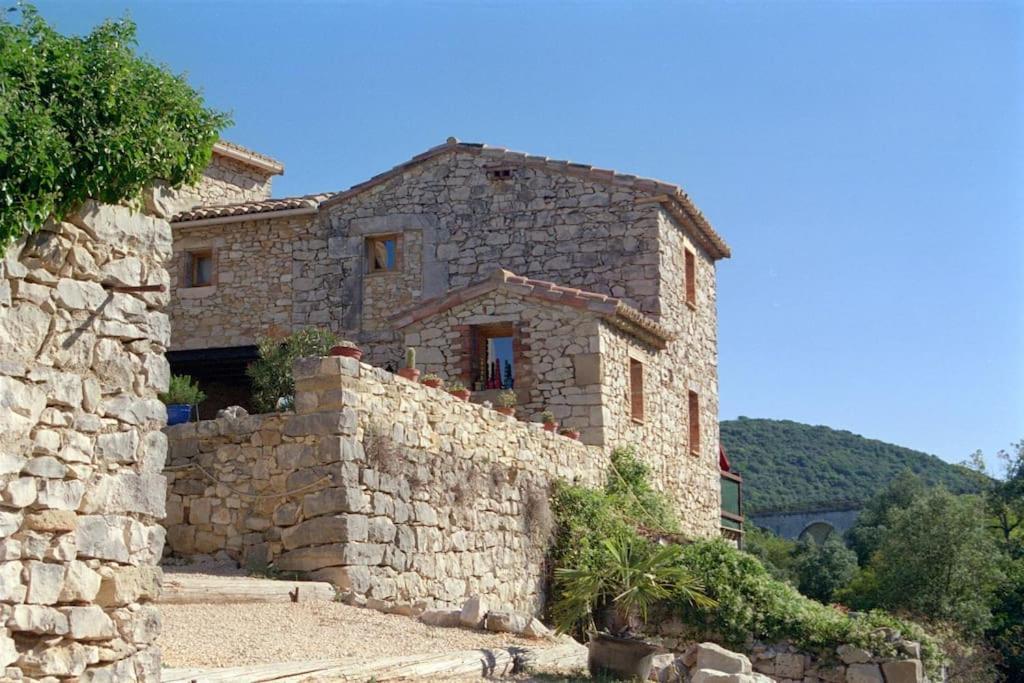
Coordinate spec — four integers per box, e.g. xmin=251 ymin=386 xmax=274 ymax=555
xmin=494 ymin=389 xmax=517 ymax=416
xmin=160 ymin=375 xmax=207 ymax=425
xmin=552 ymin=534 xmax=715 ymax=681
xmin=539 ymin=410 xmax=558 ymax=432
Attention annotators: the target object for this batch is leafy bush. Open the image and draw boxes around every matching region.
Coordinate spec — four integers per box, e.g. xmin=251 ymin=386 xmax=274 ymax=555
xmin=0 ymin=5 xmax=230 ymax=254
xmin=495 ymin=389 xmax=516 ymax=408
xmin=793 ymin=535 xmax=858 ymax=603
xmin=678 ymin=539 xmax=943 ymax=675
xmin=743 ymin=525 xmax=799 ymax=583
xmin=246 ymin=328 xmax=337 ymax=413
xmin=605 ymin=445 xmax=679 ymax=533
xmin=159 ymin=375 xmax=206 ymax=406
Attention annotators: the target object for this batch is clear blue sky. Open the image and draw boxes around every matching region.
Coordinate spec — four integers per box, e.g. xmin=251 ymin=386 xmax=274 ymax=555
xmin=37 ymin=1 xmax=1023 ymax=472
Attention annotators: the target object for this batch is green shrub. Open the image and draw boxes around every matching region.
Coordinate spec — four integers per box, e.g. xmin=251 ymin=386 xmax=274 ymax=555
xmin=605 ymin=445 xmax=679 ymax=533
xmin=246 ymin=328 xmax=337 ymax=413
xmin=793 ymin=535 xmax=858 ymax=603
xmin=0 ymin=5 xmax=230 ymax=254
xmin=159 ymin=375 xmax=206 ymax=406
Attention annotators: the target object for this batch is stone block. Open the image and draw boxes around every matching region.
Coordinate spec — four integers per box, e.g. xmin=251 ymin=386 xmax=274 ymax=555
xmin=459 ymin=595 xmax=488 ymax=628
xmin=845 ymin=664 xmax=883 ymax=683
xmin=484 ymin=610 xmax=530 ymax=634
xmin=880 ymin=660 xmax=922 ymax=683
xmin=308 ymin=566 xmax=371 ymax=593
xmin=302 ymin=486 xmax=368 ymax=517
xmin=94 ymin=565 xmax=162 ymax=607
xmin=696 ymin=642 xmax=752 ymax=675
xmin=281 ymin=514 xmax=368 ymax=550
xmin=8 ymin=605 xmax=69 ymax=635
xmin=25 ymin=561 xmax=65 ymax=605
xmin=24 ymin=509 xmax=77 ymax=533
xmin=275 ymin=544 xmax=347 ymax=572
xmin=837 ymin=645 xmax=872 ymax=665
xmin=419 ymin=608 xmax=463 ymax=628
xmin=59 ymin=561 xmax=102 ymax=603
xmin=64 ymin=606 xmax=115 ymax=640
xmin=79 ymin=472 xmax=166 ymax=518
xmin=0 ymin=560 xmax=26 ymax=602
xmin=774 ymin=652 xmax=805 ymax=679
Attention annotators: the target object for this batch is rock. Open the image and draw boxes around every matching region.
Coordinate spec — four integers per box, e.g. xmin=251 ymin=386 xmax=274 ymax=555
xmin=79 ymin=472 xmax=166 ymax=517
xmin=459 ymin=595 xmax=488 ymax=628
xmin=0 ymin=629 xmax=15 ymax=669
xmin=690 ymin=670 xmax=748 ymax=683
xmin=25 ymin=561 xmax=65 ymax=605
xmin=216 ymin=405 xmax=249 ymax=419
xmin=16 ymin=636 xmax=95 ymax=676
xmin=419 ymin=608 xmax=463 ymax=628
xmin=846 ymin=663 xmax=884 ymax=683
xmin=65 ymin=606 xmax=116 ymax=640
xmin=95 ymin=430 xmax=139 ymax=464
xmin=649 ymin=653 xmax=683 ymax=682
xmin=302 ymin=486 xmax=369 ymax=517
xmin=24 ymin=509 xmax=77 ymax=533
xmin=898 ymin=641 xmax=922 ymax=660
xmin=307 ymin=566 xmax=370 ymax=594
xmin=774 ymin=652 xmax=805 ymax=679
xmin=0 ymin=560 xmax=26 ymax=602
xmin=59 ymin=561 xmax=102 ymax=603
xmin=2 ymin=477 xmax=37 ymax=507
xmin=484 ymin=610 xmax=530 ymax=634
xmin=280 ymin=514 xmax=368 ymax=550
xmin=837 ymin=645 xmax=872 ymax=665
xmin=94 ymin=565 xmax=162 ymax=607
xmin=881 ymin=660 xmax=923 ymax=683
xmin=696 ymin=642 xmax=753 ymax=675
xmin=274 ymin=544 xmax=346 ymax=572
xmin=36 ymin=479 xmax=85 ymax=510
xmin=681 ymin=643 xmax=699 ymax=668
xmin=7 ymin=605 xmax=70 ymax=635
xmin=523 ymin=617 xmax=552 ymax=639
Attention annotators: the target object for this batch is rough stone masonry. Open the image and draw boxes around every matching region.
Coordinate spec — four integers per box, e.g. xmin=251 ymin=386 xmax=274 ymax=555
xmin=0 ymin=197 xmax=172 ymax=681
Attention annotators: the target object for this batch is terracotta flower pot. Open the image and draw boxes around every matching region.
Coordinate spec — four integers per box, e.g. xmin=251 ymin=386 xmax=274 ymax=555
xmin=422 ymin=378 xmax=443 ymax=389
xmin=398 ymin=368 xmax=420 ymax=382
xmin=496 ymin=407 xmax=515 ymax=416
xmin=561 ymin=429 xmax=581 ymax=440
xmin=450 ymin=389 xmax=471 ymax=401
xmin=330 ymin=345 xmax=362 ymax=360
xmin=543 ymin=422 xmax=558 ymax=432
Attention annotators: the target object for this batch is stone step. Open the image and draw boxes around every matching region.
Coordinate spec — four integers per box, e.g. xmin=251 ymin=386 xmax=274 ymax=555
xmin=158 ymin=572 xmax=337 ymax=604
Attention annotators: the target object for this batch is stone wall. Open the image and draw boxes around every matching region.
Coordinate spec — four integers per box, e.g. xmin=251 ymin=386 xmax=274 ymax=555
xmin=164 ymin=355 xmax=603 ymax=614
xmin=172 ymin=154 xmax=275 ymax=209
xmin=0 ymin=200 xmax=171 ymax=681
xmin=168 ymin=214 xmax=321 ymax=351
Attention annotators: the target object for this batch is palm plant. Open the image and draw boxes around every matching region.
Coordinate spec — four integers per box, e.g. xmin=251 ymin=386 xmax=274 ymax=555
xmin=552 ymin=534 xmax=716 ymax=637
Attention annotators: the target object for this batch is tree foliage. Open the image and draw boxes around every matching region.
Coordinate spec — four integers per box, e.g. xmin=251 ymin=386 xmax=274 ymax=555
xmin=246 ymin=328 xmax=337 ymax=413
xmin=845 ymin=469 xmax=927 ymax=564
xmin=721 ymin=418 xmax=988 ymax=514
xmin=793 ymin=535 xmax=858 ymax=603
xmin=0 ymin=4 xmax=230 ymax=253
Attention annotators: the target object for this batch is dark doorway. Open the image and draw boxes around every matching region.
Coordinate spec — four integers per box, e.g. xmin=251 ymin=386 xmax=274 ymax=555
xmin=166 ymin=345 xmax=258 ymax=418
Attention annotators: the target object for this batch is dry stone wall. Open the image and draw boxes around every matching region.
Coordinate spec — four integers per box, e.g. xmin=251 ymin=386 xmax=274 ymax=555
xmin=0 ymin=200 xmax=171 ymax=681
xmin=164 ymin=355 xmax=604 ymax=614
xmin=172 ymin=154 xmax=274 ymax=209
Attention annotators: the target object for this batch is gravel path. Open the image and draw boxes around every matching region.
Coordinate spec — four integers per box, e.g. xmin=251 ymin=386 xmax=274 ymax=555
xmin=158 ymin=601 xmax=549 ymax=668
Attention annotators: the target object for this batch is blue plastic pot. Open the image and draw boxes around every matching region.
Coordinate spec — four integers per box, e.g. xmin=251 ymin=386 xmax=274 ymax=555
xmin=166 ymin=404 xmax=191 ymax=426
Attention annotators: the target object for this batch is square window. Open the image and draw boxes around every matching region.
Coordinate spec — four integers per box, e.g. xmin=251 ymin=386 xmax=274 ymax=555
xmin=688 ymin=390 xmax=701 ymax=455
xmin=471 ymin=323 xmax=515 ymax=390
xmin=367 ymin=236 xmax=399 ymax=272
xmin=188 ymin=251 xmax=213 ymax=287
xmin=629 ymin=358 xmax=644 ymax=422
xmin=684 ymin=249 xmax=696 ymax=308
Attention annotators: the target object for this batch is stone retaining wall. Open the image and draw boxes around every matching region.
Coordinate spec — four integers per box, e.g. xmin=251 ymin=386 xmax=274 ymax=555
xmin=0 ymin=200 xmax=171 ymax=681
xmin=164 ymin=355 xmax=604 ymax=614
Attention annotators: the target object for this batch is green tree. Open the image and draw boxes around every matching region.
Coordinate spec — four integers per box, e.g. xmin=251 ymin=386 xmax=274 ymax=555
xmin=862 ymin=488 xmax=1002 ymax=633
xmin=0 ymin=4 xmax=229 ymax=253
xmin=743 ymin=525 xmax=799 ymax=583
xmin=793 ymin=535 xmax=858 ymax=603
xmin=247 ymin=328 xmax=337 ymax=413
xmin=845 ymin=469 xmax=926 ymax=565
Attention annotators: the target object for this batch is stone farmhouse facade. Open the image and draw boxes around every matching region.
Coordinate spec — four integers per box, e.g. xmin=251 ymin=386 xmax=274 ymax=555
xmin=165 ymin=138 xmax=736 ymax=540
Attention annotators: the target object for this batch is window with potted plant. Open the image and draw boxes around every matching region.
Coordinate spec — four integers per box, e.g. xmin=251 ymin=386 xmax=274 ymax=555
xmin=494 ymin=389 xmax=516 ymax=416
xmin=159 ymin=375 xmax=207 ymax=425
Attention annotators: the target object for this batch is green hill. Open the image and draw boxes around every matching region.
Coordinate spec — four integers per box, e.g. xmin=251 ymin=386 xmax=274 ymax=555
xmin=720 ymin=417 xmax=988 ymax=514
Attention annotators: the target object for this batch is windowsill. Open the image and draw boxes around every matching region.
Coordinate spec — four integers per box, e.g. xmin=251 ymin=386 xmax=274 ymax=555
xmin=631 ymin=417 xmax=645 ymax=425
xmin=178 ymin=285 xmax=217 ymax=299
xmin=690 ymin=449 xmax=700 ymax=457
xmin=685 ymin=300 xmax=697 ymax=311
xmin=365 ymin=270 xmax=400 ymax=278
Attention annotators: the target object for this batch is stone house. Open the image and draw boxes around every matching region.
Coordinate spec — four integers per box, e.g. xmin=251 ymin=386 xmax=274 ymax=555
xmin=166 ymin=138 xmax=737 ymax=539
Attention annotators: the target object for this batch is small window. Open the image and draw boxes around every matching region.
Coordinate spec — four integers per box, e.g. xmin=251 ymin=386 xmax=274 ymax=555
xmin=367 ymin=235 xmax=398 ymax=272
xmin=188 ymin=251 xmax=213 ymax=287
xmin=472 ymin=323 xmax=515 ymax=390
xmin=629 ymin=358 xmax=644 ymax=422
xmin=487 ymin=168 xmax=514 ymax=181
xmin=684 ymin=249 xmax=696 ymax=308
xmin=688 ymin=390 xmax=700 ymax=455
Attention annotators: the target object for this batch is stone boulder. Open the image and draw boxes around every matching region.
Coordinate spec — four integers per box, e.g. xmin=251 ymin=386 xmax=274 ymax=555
xmin=459 ymin=595 xmax=487 ymax=628
xmin=696 ymin=642 xmax=753 ymax=675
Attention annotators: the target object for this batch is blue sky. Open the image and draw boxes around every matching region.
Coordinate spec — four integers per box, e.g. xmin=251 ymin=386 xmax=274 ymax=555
xmin=37 ymin=1 xmax=1023 ymax=472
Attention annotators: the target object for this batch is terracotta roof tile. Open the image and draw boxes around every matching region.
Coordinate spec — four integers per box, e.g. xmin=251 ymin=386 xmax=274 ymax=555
xmin=170 ymin=193 xmax=335 ymax=224
xmin=391 ymin=268 xmax=673 ymax=349
xmin=213 ymin=141 xmax=284 ymax=175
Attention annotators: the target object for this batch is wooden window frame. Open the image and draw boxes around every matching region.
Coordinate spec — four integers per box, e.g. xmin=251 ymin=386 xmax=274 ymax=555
xmin=629 ymin=358 xmax=644 ymax=423
xmin=684 ymin=249 xmax=697 ymax=310
xmin=184 ymin=250 xmax=215 ymax=288
xmin=470 ymin=322 xmax=516 ymax=389
xmin=688 ymin=390 xmax=700 ymax=455
xmin=366 ymin=234 xmax=401 ymax=274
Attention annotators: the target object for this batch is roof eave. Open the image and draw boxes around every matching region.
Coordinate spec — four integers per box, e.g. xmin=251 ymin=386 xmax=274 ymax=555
xmin=213 ymin=141 xmax=285 ymax=176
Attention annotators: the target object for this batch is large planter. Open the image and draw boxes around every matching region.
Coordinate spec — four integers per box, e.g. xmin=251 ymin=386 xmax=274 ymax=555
xmin=587 ymin=633 xmax=663 ymax=681
xmin=543 ymin=422 xmax=558 ymax=432
xmin=422 ymin=378 xmax=443 ymax=389
xmin=166 ymin=404 xmax=191 ymax=426
xmin=330 ymin=345 xmax=362 ymax=360
xmin=496 ymin=407 xmax=515 ymax=416
xmin=398 ymin=368 xmax=421 ymax=382
xmin=450 ymin=389 xmax=471 ymax=402
xmin=560 ymin=429 xmax=581 ymax=440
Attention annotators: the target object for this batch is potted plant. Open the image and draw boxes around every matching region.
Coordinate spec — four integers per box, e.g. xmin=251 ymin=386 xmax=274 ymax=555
xmin=159 ymin=375 xmax=207 ymax=426
xmin=494 ymin=389 xmax=516 ymax=416
xmin=539 ymin=410 xmax=558 ymax=432
xmin=421 ymin=373 xmax=444 ymax=389
xmin=329 ymin=340 xmax=363 ymax=360
xmin=398 ymin=347 xmax=420 ymax=381
xmin=552 ymin=535 xmax=715 ymax=681
xmin=560 ymin=427 xmax=581 ymax=440
xmin=447 ymin=379 xmax=471 ymax=402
